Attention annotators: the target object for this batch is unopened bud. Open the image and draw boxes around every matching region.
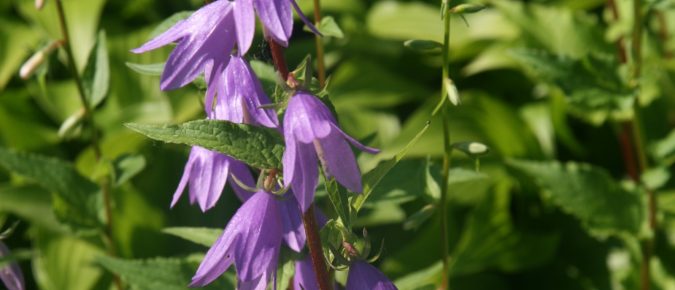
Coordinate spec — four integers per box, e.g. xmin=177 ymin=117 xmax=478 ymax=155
xmin=450 ymin=4 xmax=486 ymax=14
xmin=19 ymin=40 xmax=63 ymax=80
xmin=443 ymin=77 xmax=461 ymax=106
xmin=19 ymin=51 xmax=45 ymax=80
xmin=35 ymin=0 xmax=45 ymax=10
xmin=452 ymin=141 xmax=490 ymax=157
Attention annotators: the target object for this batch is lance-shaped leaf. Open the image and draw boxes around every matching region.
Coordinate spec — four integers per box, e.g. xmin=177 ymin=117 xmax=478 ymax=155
xmin=82 ymin=30 xmax=110 ymax=109
xmin=0 ymin=147 xmax=102 ymax=230
xmin=162 ymin=227 xmax=221 ymax=247
xmin=508 ymin=159 xmax=644 ymax=238
xmin=125 ymin=120 xmax=285 ymax=169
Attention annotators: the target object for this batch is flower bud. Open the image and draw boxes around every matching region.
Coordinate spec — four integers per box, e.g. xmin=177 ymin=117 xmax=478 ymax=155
xmin=450 ymin=4 xmax=486 ymax=14
xmin=35 ymin=0 xmax=45 ymax=10
xmin=19 ymin=40 xmax=63 ymax=80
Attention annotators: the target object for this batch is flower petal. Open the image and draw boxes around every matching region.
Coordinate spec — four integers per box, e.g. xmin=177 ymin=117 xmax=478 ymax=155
xmin=278 ymin=195 xmax=305 ymax=252
xmin=233 ymin=0 xmax=256 ymax=55
xmin=346 ymin=261 xmax=398 ymax=290
xmin=291 ymin=143 xmax=319 ymax=213
xmin=318 ymin=132 xmax=362 ymax=193
xmin=288 ymin=0 xmax=321 ymax=36
xmin=293 ymin=256 xmax=319 ymax=290
xmin=0 ymin=241 xmax=24 ymax=290
xmin=252 ymin=0 xmax=293 ymax=45
xmin=170 ymin=147 xmax=198 ymax=208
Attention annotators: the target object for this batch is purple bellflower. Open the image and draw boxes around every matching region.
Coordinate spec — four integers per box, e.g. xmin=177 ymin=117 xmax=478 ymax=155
xmin=283 ymin=92 xmax=379 ymax=212
xmin=131 ymin=0 xmax=240 ymax=91
xmin=0 ymin=241 xmax=24 ymax=290
xmin=346 ymin=261 xmax=398 ymax=290
xmin=171 ymin=145 xmax=255 ymax=212
xmin=208 ymin=54 xmax=278 ymax=128
xmin=293 ymin=256 xmax=319 ymax=290
xmin=190 ymin=190 xmax=306 ymax=288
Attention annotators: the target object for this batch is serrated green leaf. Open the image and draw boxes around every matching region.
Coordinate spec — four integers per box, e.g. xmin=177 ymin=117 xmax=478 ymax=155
xmin=511 ymin=50 xmax=634 ymax=125
xmin=162 ymin=227 xmax=221 ymax=247
xmin=82 ymin=30 xmax=109 ymax=108
xmin=508 ymin=159 xmax=644 ymax=238
xmin=97 ymin=255 xmax=235 ymax=290
xmin=0 ymin=147 xmax=102 ymax=230
xmin=0 ymin=185 xmax=65 ymax=231
xmin=125 ymin=120 xmax=285 ymax=169
xmin=126 ymin=62 xmax=164 ymax=76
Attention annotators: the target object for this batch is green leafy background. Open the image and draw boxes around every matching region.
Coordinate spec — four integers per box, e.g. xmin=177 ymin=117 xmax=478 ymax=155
xmin=0 ymin=0 xmax=674 ymax=289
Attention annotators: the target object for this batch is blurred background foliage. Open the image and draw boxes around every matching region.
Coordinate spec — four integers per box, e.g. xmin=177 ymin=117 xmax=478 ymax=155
xmin=0 ymin=0 xmax=674 ymax=289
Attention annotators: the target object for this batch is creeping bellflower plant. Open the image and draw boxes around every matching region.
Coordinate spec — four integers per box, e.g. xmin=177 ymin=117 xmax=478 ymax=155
xmin=0 ymin=241 xmax=24 ymax=290
xmin=283 ymin=92 xmax=379 ymax=212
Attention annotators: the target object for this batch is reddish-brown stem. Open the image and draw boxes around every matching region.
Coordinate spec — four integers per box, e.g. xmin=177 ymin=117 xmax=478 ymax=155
xmin=303 ymin=205 xmax=333 ymax=290
xmin=267 ymin=36 xmax=290 ymax=81
xmin=265 ymin=35 xmax=332 ymax=290
xmin=607 ymin=0 xmax=628 ymax=63
xmin=618 ymin=122 xmax=639 ymax=181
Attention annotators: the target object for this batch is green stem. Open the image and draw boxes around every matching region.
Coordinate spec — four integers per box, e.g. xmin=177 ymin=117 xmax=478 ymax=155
xmin=54 ymin=2 xmax=120 ymax=289
xmin=312 ymin=0 xmax=326 ymax=87
xmin=439 ymin=3 xmax=452 ymax=289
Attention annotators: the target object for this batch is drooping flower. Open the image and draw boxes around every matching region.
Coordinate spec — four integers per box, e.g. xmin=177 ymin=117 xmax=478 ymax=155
xmin=346 ymin=261 xmax=397 ymax=290
xmin=234 ymin=0 xmax=318 ymax=47
xmin=0 ymin=241 xmax=24 ymax=290
xmin=208 ymin=54 xmax=278 ymax=128
xmin=131 ymin=0 xmax=241 ymax=90
xmin=282 ymin=92 xmax=379 ymax=212
xmin=171 ymin=146 xmax=254 ymax=212
xmin=190 ymin=190 xmax=306 ymax=288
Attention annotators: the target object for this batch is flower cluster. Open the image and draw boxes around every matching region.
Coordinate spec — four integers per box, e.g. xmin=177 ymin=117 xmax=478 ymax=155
xmin=134 ymin=0 xmax=394 ymax=289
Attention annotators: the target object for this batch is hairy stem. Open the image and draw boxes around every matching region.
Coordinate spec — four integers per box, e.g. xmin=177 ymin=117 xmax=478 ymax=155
xmin=312 ymin=0 xmax=326 ymax=87
xmin=266 ymin=36 xmax=332 ymax=290
xmin=54 ymin=1 xmax=120 ymax=289
xmin=439 ymin=2 xmax=452 ymax=289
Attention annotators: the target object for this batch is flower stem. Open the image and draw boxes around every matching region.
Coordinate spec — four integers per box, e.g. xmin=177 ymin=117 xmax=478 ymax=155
xmin=266 ymin=36 xmax=332 ymax=290
xmin=312 ymin=0 xmax=326 ymax=87
xmin=54 ymin=1 xmax=120 ymax=289
xmin=607 ymin=1 xmax=654 ymax=289
xmin=439 ymin=2 xmax=452 ymax=289
xmin=303 ymin=205 xmax=333 ymax=290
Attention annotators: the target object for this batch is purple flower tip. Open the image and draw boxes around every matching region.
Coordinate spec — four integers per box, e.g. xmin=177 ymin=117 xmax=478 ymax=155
xmin=282 ymin=92 xmax=379 ymax=212
xmin=346 ymin=261 xmax=398 ymax=290
xmin=172 ymin=146 xmax=255 ymax=212
xmin=0 ymin=241 xmax=25 ymax=290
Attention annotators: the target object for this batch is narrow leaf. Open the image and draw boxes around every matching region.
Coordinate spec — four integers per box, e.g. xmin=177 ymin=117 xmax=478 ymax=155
xmin=125 ymin=120 xmax=285 ymax=169
xmin=162 ymin=227 xmax=222 ymax=247
xmin=82 ymin=30 xmax=110 ymax=108
xmin=126 ymin=62 xmax=164 ymax=76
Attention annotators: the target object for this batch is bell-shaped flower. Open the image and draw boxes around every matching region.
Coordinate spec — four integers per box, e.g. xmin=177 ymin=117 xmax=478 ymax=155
xmin=208 ymin=54 xmax=278 ymax=128
xmin=0 ymin=241 xmax=24 ymax=290
xmin=171 ymin=145 xmax=254 ymax=212
xmin=293 ymin=256 xmax=319 ymax=290
xmin=234 ymin=0 xmax=318 ymax=47
xmin=131 ymin=0 xmax=243 ymax=90
xmin=282 ymin=92 xmax=379 ymax=212
xmin=346 ymin=261 xmax=397 ymax=290
xmin=190 ymin=190 xmax=305 ymax=288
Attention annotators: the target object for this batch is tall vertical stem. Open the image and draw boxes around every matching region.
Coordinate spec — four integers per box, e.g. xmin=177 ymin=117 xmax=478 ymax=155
xmin=607 ymin=1 xmax=653 ymax=289
xmin=312 ymin=0 xmax=326 ymax=87
xmin=266 ymin=36 xmax=332 ymax=290
xmin=439 ymin=3 xmax=452 ymax=289
xmin=54 ymin=1 xmax=120 ymax=289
